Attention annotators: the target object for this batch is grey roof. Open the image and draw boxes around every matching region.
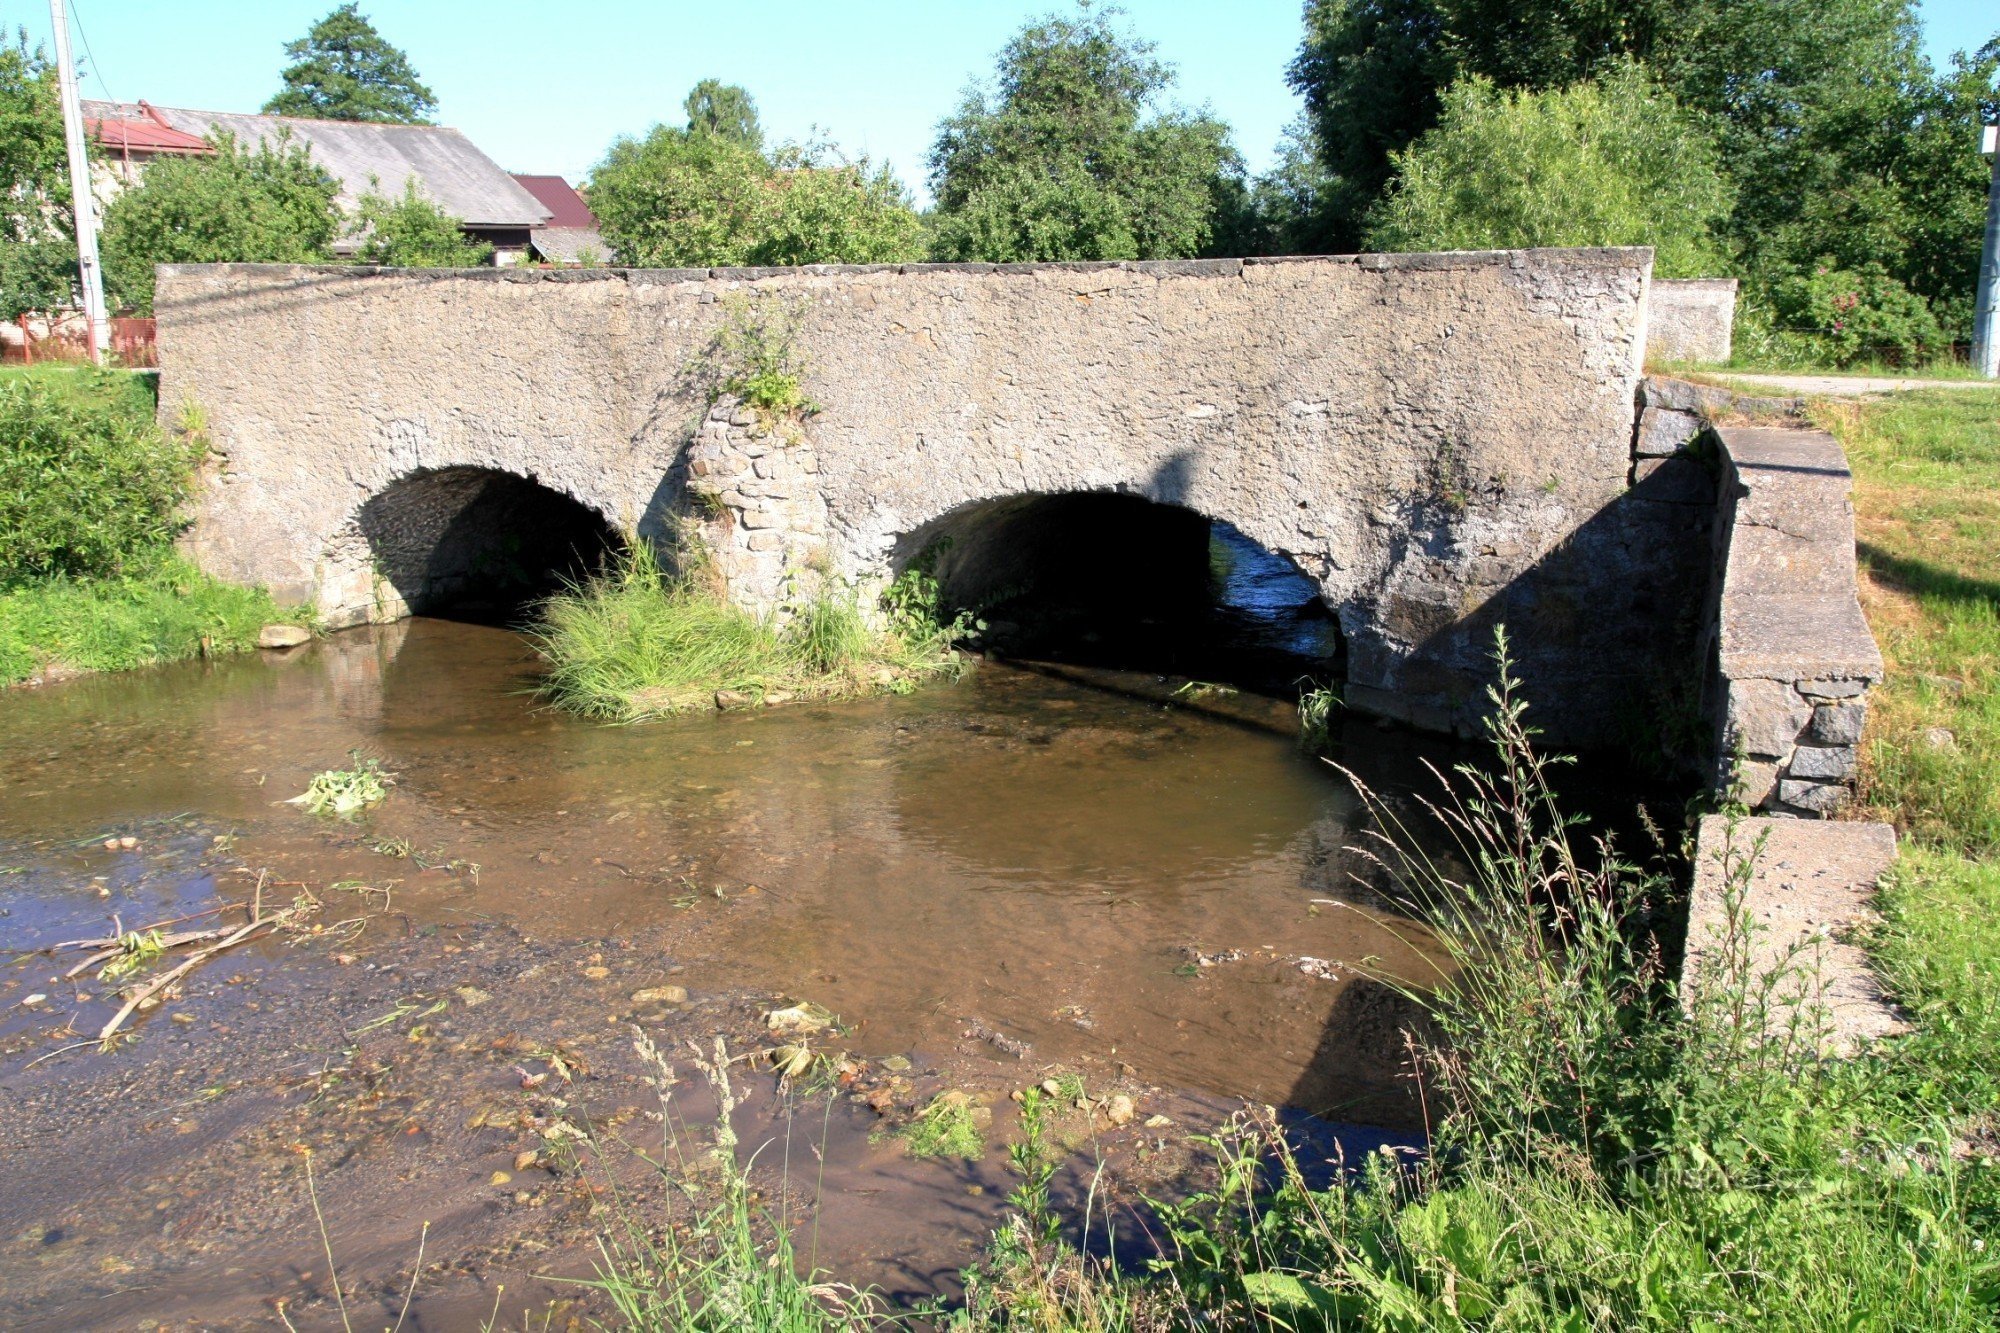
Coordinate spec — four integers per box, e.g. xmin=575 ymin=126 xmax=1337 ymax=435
xmin=531 ymin=227 xmax=612 ymax=264
xmin=83 ymin=100 xmax=550 ymax=233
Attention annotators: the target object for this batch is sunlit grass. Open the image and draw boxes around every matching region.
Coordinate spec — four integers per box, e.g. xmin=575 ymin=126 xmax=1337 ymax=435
xmin=0 ymin=554 xmax=295 ymax=686
xmin=532 ymin=541 xmax=965 ymax=722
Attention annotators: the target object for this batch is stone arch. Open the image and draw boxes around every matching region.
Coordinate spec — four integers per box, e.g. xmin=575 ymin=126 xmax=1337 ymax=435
xmin=320 ymin=466 xmax=622 ymax=625
xmin=885 ymin=487 xmax=1344 ymax=694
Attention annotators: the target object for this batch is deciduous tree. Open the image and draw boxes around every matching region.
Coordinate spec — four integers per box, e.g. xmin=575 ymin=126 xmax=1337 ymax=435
xmin=100 ymin=132 xmax=341 ymax=313
xmin=925 ymin=10 xmax=1244 ymax=262
xmin=351 ymin=178 xmax=491 ymax=267
xmin=0 ymin=32 xmax=75 ymax=319
xmin=1365 ymin=64 xmax=1733 ymax=278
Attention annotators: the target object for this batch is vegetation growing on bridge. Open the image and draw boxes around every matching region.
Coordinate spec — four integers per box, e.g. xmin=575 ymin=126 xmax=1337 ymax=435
xmin=531 ymin=539 xmax=967 ymax=722
xmin=0 ymin=367 xmax=302 ymax=686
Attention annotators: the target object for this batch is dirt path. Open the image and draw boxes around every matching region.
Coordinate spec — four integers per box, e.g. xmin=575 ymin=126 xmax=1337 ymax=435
xmin=1709 ymin=372 xmax=1995 ymax=397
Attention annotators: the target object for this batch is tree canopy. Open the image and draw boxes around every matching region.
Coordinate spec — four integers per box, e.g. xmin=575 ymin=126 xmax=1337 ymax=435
xmin=683 ymin=79 xmax=762 ymax=150
xmin=351 ymin=179 xmax=491 ymax=267
xmin=1365 ymin=63 xmax=1733 ymax=278
xmin=0 ymin=33 xmax=76 ymax=320
xmin=924 ymin=10 xmax=1245 ymax=262
xmin=264 ymin=4 xmax=436 ymax=124
xmin=1287 ymin=0 xmax=2000 ymax=352
xmin=100 ymin=132 xmax=342 ymax=313
xmin=588 ymin=85 xmax=924 ymax=269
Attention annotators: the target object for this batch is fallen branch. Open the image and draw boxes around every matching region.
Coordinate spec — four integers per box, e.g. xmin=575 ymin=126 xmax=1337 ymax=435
xmin=97 ymin=916 xmax=277 ymax=1047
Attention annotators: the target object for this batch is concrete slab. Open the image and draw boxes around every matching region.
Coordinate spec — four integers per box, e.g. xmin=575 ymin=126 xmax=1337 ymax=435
xmin=1684 ymin=815 xmax=1904 ymax=1052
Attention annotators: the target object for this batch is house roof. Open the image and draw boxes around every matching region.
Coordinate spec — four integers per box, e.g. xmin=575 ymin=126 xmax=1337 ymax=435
xmin=81 ymin=100 xmax=550 ymax=231
xmin=85 ymin=101 xmax=211 ymax=156
xmin=512 ymin=174 xmax=597 ymax=230
xmin=530 ymin=227 xmax=611 ymax=265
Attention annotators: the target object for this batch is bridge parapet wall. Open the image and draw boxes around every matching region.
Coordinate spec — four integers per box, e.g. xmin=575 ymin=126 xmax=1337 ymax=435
xmin=158 ymin=250 xmax=1701 ymax=747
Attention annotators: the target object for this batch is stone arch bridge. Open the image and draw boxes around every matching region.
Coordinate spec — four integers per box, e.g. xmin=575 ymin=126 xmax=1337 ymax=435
xmin=158 ymin=251 xmax=1712 ymax=747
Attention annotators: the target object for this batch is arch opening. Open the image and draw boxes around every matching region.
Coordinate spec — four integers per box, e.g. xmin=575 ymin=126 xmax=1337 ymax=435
xmin=354 ymin=466 xmax=622 ymax=624
xmin=895 ymin=491 xmax=1343 ymax=696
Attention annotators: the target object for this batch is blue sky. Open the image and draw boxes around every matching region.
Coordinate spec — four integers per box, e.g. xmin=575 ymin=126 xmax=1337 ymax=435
xmin=40 ymin=0 xmax=2000 ymax=205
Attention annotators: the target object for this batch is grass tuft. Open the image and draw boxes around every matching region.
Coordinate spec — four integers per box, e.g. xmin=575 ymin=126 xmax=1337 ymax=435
xmin=532 ymin=539 xmax=966 ymax=722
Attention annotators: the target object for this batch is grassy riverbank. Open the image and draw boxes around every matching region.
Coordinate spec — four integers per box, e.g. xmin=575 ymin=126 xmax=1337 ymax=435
xmin=576 ymin=389 xmax=2000 ymax=1329
xmin=0 ymin=366 xmax=298 ymax=686
xmin=533 ymin=541 xmax=966 ymax=720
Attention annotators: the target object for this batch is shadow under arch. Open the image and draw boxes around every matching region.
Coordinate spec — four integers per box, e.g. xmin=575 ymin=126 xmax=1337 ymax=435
xmin=354 ymin=466 xmax=622 ymax=623
xmin=893 ymin=488 xmax=1343 ymax=699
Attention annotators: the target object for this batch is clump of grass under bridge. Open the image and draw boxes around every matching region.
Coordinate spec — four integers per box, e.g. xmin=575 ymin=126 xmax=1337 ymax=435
xmin=530 ymin=539 xmax=968 ymax=721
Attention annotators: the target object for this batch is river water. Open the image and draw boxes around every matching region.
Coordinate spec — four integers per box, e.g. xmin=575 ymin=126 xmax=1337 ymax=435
xmin=0 ymin=537 xmax=1490 ymax=1327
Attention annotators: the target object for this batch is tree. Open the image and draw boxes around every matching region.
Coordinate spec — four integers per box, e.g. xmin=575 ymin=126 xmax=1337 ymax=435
xmin=264 ymin=4 xmax=436 ymax=124
xmin=1364 ymin=64 xmax=1733 ymax=278
xmin=1288 ymin=0 xmax=1999 ymax=336
xmin=588 ymin=84 xmax=926 ymax=268
xmin=100 ymin=132 xmax=341 ymax=313
xmin=0 ymin=32 xmax=75 ymax=319
xmin=759 ymin=142 xmax=926 ymax=266
xmin=588 ymin=125 xmax=772 ymax=268
xmin=925 ymin=10 xmax=1245 ymax=262
xmin=683 ymin=79 xmax=762 ymax=150
xmin=352 ymin=178 xmax=491 ymax=266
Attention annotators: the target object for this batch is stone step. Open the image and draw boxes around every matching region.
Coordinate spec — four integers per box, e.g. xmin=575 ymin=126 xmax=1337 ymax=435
xmin=1683 ymin=814 xmax=1904 ymax=1053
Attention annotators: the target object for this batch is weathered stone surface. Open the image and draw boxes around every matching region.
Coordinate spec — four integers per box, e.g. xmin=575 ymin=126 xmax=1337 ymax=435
xmin=1706 ymin=426 xmax=1882 ymax=816
xmin=1632 ymin=454 xmax=1714 ymax=505
xmin=1809 ymin=702 xmax=1866 ymax=745
xmin=1725 ymin=678 xmax=1813 ymax=758
xmin=1683 ymin=816 xmax=1902 ymax=1052
xmin=1778 ymin=778 xmax=1851 ymax=814
xmin=1634 ymin=406 xmax=1704 ymax=457
xmin=257 ymin=623 xmax=310 ymax=649
xmin=1787 ymin=744 xmax=1855 ymax=780
xmin=158 ymin=252 xmax=1668 ymax=744
xmin=1649 ymin=279 xmax=1737 ymax=364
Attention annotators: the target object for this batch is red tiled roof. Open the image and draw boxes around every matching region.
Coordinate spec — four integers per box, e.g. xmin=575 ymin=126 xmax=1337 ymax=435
xmin=87 ymin=101 xmax=212 ymax=155
xmin=512 ymin=174 xmax=596 ymax=229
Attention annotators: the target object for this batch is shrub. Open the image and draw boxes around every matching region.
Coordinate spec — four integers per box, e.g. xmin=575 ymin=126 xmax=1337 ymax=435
xmin=1364 ymin=63 xmax=1734 ymax=278
xmin=0 ymin=369 xmax=199 ymax=582
xmin=99 ymin=130 xmax=340 ymax=314
xmin=1763 ymin=260 xmax=1950 ymax=368
xmin=351 ymin=179 xmax=492 ymax=267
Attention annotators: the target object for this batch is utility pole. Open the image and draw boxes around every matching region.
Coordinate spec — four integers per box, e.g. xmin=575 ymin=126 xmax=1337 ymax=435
xmin=49 ymin=0 xmax=109 ymax=364
xmin=1976 ymin=123 xmax=1999 ymax=380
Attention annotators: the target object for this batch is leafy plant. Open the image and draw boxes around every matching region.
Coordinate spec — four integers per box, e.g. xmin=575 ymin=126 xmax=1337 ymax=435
xmin=289 ymin=752 xmax=393 ymax=818
xmin=350 ymin=178 xmax=492 ymax=267
xmin=99 ymin=129 xmax=341 ymax=313
xmin=925 ymin=9 xmax=1245 ymax=262
xmin=0 ymin=369 xmax=199 ymax=582
xmin=1365 ymin=63 xmax=1734 ymax=278
xmin=900 ymin=1092 xmax=987 ymax=1161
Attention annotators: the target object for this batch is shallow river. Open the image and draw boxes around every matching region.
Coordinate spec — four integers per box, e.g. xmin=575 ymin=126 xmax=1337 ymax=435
xmin=0 ymin=585 xmax=1493 ymax=1326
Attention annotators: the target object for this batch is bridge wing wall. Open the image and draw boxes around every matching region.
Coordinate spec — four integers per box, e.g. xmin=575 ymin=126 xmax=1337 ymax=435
xmin=157 ymin=252 xmax=1705 ymax=746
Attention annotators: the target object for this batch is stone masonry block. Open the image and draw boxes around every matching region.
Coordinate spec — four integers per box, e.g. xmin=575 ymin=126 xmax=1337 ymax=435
xmin=1726 ymin=678 xmax=1813 ymax=758
xmin=1809 ymin=702 xmax=1866 ymax=746
xmin=1787 ymin=744 xmax=1855 ymax=781
xmin=1778 ymin=779 xmax=1851 ymax=815
xmin=1635 ymin=407 xmax=1703 ymax=457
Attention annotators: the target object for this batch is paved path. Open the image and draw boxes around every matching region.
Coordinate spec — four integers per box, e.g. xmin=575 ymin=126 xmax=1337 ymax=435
xmin=1714 ymin=372 xmax=1996 ymax=397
